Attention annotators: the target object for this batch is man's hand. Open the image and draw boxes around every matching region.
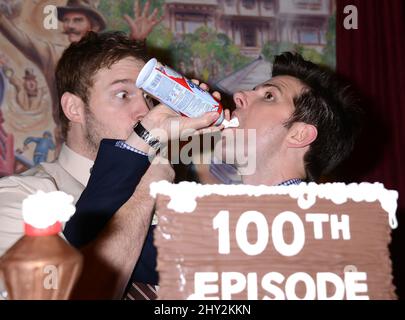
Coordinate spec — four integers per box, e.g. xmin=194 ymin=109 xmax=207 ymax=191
xmin=142 ymin=79 xmax=225 ymax=140
xmin=125 ymin=104 xmax=221 ymax=154
xmin=126 ymin=80 xmax=226 ymax=153
xmin=124 ymin=0 xmax=164 ymax=41
xmin=141 ymin=104 xmax=221 ymax=140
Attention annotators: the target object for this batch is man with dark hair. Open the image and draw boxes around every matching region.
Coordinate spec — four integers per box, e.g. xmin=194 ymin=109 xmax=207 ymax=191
xmin=271 ymin=52 xmax=361 ymax=182
xmin=0 ymin=31 xmax=220 ymax=299
xmin=208 ymin=51 xmax=362 ymax=185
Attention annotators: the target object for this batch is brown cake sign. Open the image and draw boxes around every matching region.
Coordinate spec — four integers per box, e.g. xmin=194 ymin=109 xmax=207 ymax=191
xmin=151 ymin=182 xmax=398 ymax=300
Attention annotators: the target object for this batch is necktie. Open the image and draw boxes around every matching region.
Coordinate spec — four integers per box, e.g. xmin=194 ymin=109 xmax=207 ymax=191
xmin=122 ymin=281 xmax=158 ymax=300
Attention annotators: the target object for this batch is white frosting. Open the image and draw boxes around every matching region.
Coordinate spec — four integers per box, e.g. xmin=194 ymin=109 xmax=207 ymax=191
xmin=176 ymin=261 xmax=187 ymax=292
xmin=22 ymin=191 xmax=76 ymax=229
xmin=222 ymin=117 xmax=239 ymax=128
xmin=150 ymin=181 xmax=398 ymax=229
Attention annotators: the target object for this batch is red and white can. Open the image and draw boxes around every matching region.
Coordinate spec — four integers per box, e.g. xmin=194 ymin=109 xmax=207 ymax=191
xmin=136 ymin=58 xmax=225 ymax=125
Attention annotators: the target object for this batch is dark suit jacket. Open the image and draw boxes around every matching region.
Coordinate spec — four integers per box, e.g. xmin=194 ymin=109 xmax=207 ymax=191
xmin=63 ymin=139 xmax=159 ymax=285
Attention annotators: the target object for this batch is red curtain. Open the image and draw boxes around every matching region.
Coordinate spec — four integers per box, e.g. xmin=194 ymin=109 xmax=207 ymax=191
xmin=336 ymin=0 xmax=405 ymax=298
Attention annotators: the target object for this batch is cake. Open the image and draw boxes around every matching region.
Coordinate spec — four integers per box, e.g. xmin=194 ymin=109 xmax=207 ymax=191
xmin=150 ymin=181 xmax=398 ymax=300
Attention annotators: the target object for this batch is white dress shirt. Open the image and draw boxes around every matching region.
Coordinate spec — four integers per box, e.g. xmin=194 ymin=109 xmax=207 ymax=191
xmin=0 ymin=144 xmax=93 ymax=256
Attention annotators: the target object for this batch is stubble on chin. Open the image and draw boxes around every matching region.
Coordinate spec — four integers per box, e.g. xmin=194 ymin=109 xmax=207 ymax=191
xmin=83 ymin=110 xmax=134 ymax=157
xmin=83 ymin=111 xmax=104 ymax=158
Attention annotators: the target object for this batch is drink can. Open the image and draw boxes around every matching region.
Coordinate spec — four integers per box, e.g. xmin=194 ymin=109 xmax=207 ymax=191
xmin=136 ymin=58 xmax=224 ymax=126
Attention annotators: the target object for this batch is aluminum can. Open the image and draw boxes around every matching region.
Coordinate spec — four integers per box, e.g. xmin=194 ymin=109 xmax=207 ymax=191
xmin=136 ymin=58 xmax=224 ymax=125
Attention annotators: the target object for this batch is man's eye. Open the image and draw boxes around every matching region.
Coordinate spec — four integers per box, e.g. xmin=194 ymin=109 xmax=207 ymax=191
xmin=264 ymin=92 xmax=274 ymax=101
xmin=116 ymin=91 xmax=128 ymax=99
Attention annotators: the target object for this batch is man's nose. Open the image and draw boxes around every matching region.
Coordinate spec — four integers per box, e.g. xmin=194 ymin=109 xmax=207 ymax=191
xmin=64 ymin=20 xmax=74 ymax=29
xmin=233 ymin=91 xmax=248 ymax=109
xmin=131 ymin=98 xmax=149 ymax=121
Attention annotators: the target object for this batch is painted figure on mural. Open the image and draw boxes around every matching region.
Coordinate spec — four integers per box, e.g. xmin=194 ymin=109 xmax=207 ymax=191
xmin=0 ymin=53 xmax=50 ymax=172
xmin=0 ymin=63 xmax=47 ymax=112
xmin=22 ymin=131 xmax=55 ymax=165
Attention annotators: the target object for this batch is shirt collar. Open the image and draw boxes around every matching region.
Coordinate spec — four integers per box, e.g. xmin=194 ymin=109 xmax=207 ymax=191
xmin=277 ymin=178 xmax=303 ymax=186
xmin=210 ymin=159 xmax=304 ymax=186
xmin=57 ymin=144 xmax=94 ymax=186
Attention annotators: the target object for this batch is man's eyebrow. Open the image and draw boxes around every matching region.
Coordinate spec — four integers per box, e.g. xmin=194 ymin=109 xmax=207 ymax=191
xmin=109 ymin=79 xmax=133 ymax=86
xmin=254 ymin=82 xmax=283 ymax=94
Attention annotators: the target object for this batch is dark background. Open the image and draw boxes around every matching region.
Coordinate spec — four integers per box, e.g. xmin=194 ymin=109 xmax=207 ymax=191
xmin=336 ymin=0 xmax=405 ymax=299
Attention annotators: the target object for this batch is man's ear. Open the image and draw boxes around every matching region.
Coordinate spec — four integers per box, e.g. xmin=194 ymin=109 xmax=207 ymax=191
xmin=286 ymin=122 xmax=317 ymax=148
xmin=60 ymin=92 xmax=85 ymax=124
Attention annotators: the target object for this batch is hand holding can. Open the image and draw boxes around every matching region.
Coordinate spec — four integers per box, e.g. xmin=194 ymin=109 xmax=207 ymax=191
xmin=136 ymin=58 xmax=225 ymax=126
